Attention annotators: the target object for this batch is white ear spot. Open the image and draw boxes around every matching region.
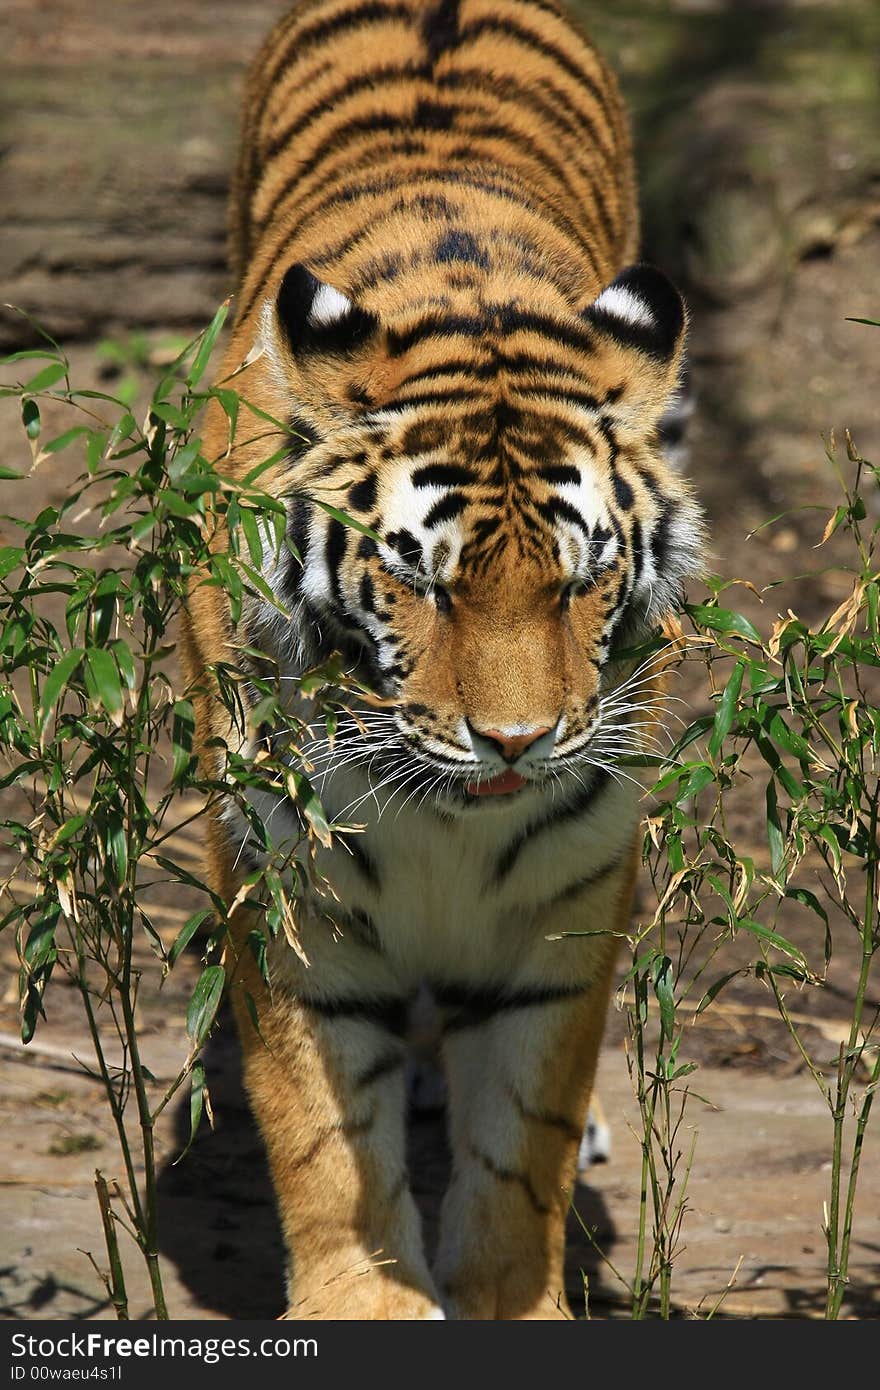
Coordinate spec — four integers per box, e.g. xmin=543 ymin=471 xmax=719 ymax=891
xmin=592 ymin=284 xmax=654 ymax=329
xmin=308 ymin=283 xmax=354 ymax=328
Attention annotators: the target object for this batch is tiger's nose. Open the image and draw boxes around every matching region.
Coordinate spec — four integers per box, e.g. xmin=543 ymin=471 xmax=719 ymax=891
xmin=470 ymin=724 xmax=555 ymax=763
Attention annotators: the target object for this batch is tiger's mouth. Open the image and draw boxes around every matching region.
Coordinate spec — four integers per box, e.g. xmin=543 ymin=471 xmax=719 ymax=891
xmin=465 ymin=769 xmax=526 ymax=797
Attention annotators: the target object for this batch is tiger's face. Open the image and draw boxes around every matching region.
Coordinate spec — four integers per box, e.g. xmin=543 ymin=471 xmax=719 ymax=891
xmin=238 ymin=261 xmax=703 ymax=810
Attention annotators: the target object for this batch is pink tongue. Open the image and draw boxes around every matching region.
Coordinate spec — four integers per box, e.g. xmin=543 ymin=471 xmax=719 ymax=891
xmin=466 ymin=769 xmax=526 ymax=797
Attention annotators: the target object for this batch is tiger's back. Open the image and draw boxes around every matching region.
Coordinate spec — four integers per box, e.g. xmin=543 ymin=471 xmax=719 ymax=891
xmin=231 ymin=0 xmax=637 ymax=318
xmin=184 ymin=0 xmax=703 ymax=1321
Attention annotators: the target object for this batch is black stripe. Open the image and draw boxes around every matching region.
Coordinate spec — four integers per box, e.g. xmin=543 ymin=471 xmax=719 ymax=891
xmin=287 ymin=1128 xmax=333 ymax=1173
xmin=411 ymin=462 xmax=476 ymax=488
xmin=438 ymin=65 xmax=613 ymax=165
xmin=355 ymin=1050 xmax=404 ymax=1088
xmin=509 ymin=1089 xmax=583 ymax=1142
xmin=613 ymin=473 xmax=634 ymax=510
xmin=390 ymin=306 xmax=596 ymax=358
xmin=304 ymin=993 xmax=410 ymax=1036
xmin=349 ymin=906 xmax=383 ymax=951
xmin=263 ymin=62 xmax=421 ymax=163
xmin=630 ymin=518 xmax=645 ymax=593
xmin=459 ymin=14 xmax=614 ymax=121
xmin=597 ymin=413 xmax=619 ymax=468
xmin=468 ymin=1145 xmax=551 ymax=1215
xmin=435 ymin=115 xmax=616 ymax=247
xmin=358 ymin=570 xmax=376 ymax=614
xmin=534 ymin=495 xmax=591 ymax=536
xmin=423 ymin=0 xmax=460 ymax=63
xmin=492 ymin=348 xmax=594 ymax=384
xmin=288 ymin=415 xmax=320 ymax=454
xmin=264 ymin=112 xmax=430 ymax=223
xmin=382 ymin=386 xmax=485 ymax=413
xmin=238 ymin=165 xmax=590 ymax=324
xmin=346 ymin=835 xmax=381 ymax=887
xmin=537 ymin=464 xmax=581 ymax=486
xmin=649 ymin=502 xmax=673 ymax=574
xmin=434 ymin=981 xmax=587 ymax=1032
xmin=343 ymin=1109 xmax=378 ymax=1138
xmin=325 ymin=517 xmax=347 ymax=602
xmin=492 ymin=769 xmax=612 ymax=883
xmin=395 ymin=358 xmax=497 ymax=394
xmin=537 ymin=847 xmax=629 ymax=910
xmin=348 ymin=473 xmax=378 ymax=512
xmin=435 ymin=228 xmax=489 ymax=267
xmin=284 ymin=497 xmax=311 ymax=598
xmin=529 ymin=385 xmax=603 ymax=412
xmin=385 ymin=527 xmax=423 ymax=568
xmin=386 ymin=313 xmax=485 ymax=357
xmin=271 ymin=2 xmax=411 ymax=92
xmin=423 ymin=491 xmax=468 ymax=528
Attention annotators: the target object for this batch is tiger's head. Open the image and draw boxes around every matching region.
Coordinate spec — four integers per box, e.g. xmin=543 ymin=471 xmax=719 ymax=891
xmin=230 ymin=260 xmax=704 ymax=810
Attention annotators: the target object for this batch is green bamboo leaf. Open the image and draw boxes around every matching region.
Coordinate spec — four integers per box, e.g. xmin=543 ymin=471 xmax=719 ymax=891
xmin=211 ymin=386 xmax=240 ymax=429
xmin=22 ymin=398 xmax=40 ymax=440
xmin=50 ymin=815 xmax=88 ymax=848
xmin=817 ymin=824 xmax=842 ymax=874
xmin=240 ymin=507 xmax=263 ymax=567
xmin=176 ymin=1059 xmax=207 ymax=1164
xmin=736 ymin=917 xmax=806 ymax=966
xmin=664 ymin=715 xmax=714 ymax=763
xmin=24 ymin=903 xmax=62 ymax=968
xmin=1 ymin=349 xmax=63 ymax=366
xmin=652 ymin=955 xmax=676 ymax=1043
xmin=24 ymin=361 xmax=67 ymax=393
xmin=169 ymin=909 xmax=213 ymax=967
xmin=110 ymin=639 xmax=137 ymax=692
xmin=696 ymin=969 xmax=742 ymax=1015
xmin=765 ymin=780 xmax=785 ymax=878
xmin=237 ymin=560 xmax=289 ymax=614
xmin=84 ymin=648 xmax=124 ymax=721
xmin=709 ymin=659 xmax=745 ymax=759
xmin=39 ymin=425 xmax=91 ymax=456
xmin=311 ymin=497 xmax=383 ymax=543
xmin=675 ymin=763 xmax=715 ymax=804
xmin=0 ymin=546 xmax=23 ymax=579
xmin=187 ymin=300 xmax=230 ymax=388
xmin=286 ymin=768 xmax=332 ymax=845
xmin=104 ymin=812 xmax=128 ymax=887
xmin=186 ymin=965 xmax=226 ymax=1048
xmin=688 ymin=604 xmax=762 ymax=644
xmin=171 ymin=699 xmax=196 ymax=784
xmin=38 ymin=649 xmax=83 ymax=732
xmin=152 ymin=855 xmax=226 ymax=913
xmin=768 ymin=711 xmax=810 ymax=762
xmin=150 ymin=401 xmax=189 ymax=431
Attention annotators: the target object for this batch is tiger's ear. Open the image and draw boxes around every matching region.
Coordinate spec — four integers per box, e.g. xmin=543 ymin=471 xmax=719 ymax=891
xmin=582 ymin=264 xmax=686 ymax=431
xmin=275 ymin=263 xmax=378 ymax=356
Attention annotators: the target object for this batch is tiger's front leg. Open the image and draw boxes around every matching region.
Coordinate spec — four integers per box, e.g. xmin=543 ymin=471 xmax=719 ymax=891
xmin=227 ymin=911 xmax=443 ymax=1321
xmin=433 ymin=870 xmax=629 ymax=1321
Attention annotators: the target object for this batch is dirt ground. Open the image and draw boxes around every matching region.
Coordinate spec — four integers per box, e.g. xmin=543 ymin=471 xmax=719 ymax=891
xmin=1 ymin=0 xmax=879 ymax=1320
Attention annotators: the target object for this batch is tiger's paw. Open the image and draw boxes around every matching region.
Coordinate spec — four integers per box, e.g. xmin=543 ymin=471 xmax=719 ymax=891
xmin=287 ymin=1271 xmax=445 ymax=1321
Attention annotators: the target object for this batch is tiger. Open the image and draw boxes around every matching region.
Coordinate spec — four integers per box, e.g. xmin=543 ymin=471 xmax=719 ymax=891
xmin=182 ymin=0 xmax=704 ymax=1320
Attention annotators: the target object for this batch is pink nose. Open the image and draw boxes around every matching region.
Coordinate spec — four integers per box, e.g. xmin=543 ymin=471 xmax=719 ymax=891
xmin=473 ymin=725 xmax=553 ymax=763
